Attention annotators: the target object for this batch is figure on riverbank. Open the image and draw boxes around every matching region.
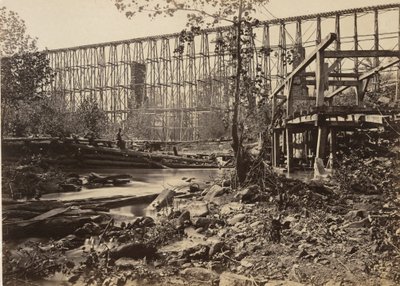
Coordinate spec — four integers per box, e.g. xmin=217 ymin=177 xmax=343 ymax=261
xmin=116 ymin=128 xmax=125 ymax=150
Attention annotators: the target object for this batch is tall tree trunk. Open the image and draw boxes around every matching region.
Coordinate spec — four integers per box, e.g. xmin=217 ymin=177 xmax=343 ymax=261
xmin=232 ymin=0 xmax=247 ymax=184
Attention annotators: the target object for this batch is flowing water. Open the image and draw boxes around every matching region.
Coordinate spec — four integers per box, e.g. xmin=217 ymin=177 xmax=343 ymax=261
xmin=42 ymin=168 xmax=228 ymax=215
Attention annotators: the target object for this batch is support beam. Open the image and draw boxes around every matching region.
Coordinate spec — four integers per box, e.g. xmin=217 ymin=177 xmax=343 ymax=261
xmin=286 ymin=129 xmax=293 ymax=174
xmin=326 ymin=129 xmax=337 ymax=169
xmin=314 ymin=126 xmax=329 ymax=177
xmin=273 ymin=131 xmax=281 ymax=167
xmin=304 ymin=72 xmax=358 ymax=78
xmin=285 ymin=78 xmax=294 ymax=116
xmin=306 ymin=80 xmax=359 ymax=87
xmin=315 ymin=50 xmax=326 ymax=106
xmin=355 ymin=78 xmax=370 ymax=106
xmin=324 ymin=50 xmax=400 ymax=58
xmin=270 ymin=33 xmax=337 ymax=98
xmin=354 ymin=12 xmax=359 ymax=74
xmin=325 ymin=59 xmax=400 ymax=99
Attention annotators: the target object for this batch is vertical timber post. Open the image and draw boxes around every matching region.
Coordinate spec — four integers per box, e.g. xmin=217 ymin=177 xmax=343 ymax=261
xmin=316 ymin=16 xmax=321 ymax=45
xmin=354 ymin=12 xmax=359 ymax=76
xmin=286 ymin=128 xmax=293 ymax=175
xmin=315 ymin=50 xmax=328 ymax=177
xmin=397 ymin=7 xmax=400 ymax=102
xmin=273 ymin=130 xmax=281 ymax=167
xmin=374 ymin=9 xmax=380 ymax=91
xmin=328 ymin=129 xmax=337 ymax=169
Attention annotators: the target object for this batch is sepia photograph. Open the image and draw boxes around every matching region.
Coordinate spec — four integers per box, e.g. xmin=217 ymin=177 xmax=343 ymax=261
xmin=1 ymin=0 xmax=400 ymax=285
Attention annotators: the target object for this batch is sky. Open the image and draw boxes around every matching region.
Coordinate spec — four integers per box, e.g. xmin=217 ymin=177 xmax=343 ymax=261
xmin=1 ymin=0 xmax=399 ymax=50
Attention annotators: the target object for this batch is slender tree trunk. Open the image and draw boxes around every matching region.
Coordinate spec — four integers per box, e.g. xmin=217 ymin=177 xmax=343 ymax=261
xmin=232 ymin=0 xmax=247 ymax=184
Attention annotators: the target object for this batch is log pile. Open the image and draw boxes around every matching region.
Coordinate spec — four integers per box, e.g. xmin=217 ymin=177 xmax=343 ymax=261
xmin=2 ymin=138 xmax=233 ymax=169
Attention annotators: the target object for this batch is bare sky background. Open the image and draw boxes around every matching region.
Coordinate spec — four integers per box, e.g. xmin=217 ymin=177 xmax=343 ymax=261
xmin=1 ymin=0 xmax=399 ymax=50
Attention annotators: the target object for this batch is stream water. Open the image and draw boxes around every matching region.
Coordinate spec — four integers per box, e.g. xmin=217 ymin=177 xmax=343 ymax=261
xmin=42 ymin=168 xmax=228 ymax=215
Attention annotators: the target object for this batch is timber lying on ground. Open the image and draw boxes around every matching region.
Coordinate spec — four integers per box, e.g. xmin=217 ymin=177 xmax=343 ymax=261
xmin=2 ymin=193 xmax=158 ymax=239
xmin=2 ymin=138 xmax=233 ymax=169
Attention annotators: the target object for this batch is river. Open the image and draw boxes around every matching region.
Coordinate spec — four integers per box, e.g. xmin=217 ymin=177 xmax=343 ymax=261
xmin=42 ymin=168 xmax=228 ymax=215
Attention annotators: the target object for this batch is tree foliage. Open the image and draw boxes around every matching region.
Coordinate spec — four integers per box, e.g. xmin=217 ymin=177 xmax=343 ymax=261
xmin=1 ymin=7 xmax=112 ymax=139
xmin=114 ymin=0 xmax=270 ymax=183
xmin=1 ymin=52 xmax=54 ymax=106
xmin=0 ymin=6 xmax=37 ymax=57
xmin=0 ymin=7 xmax=58 ymax=136
xmin=75 ymin=98 xmax=109 ymax=138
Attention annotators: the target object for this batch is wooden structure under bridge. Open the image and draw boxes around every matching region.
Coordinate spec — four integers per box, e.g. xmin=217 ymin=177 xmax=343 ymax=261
xmin=270 ymin=33 xmax=400 ymax=177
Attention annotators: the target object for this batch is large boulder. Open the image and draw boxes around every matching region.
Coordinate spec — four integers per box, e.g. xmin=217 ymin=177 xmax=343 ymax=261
xmin=147 ymin=189 xmax=176 ymax=210
xmin=174 ymin=199 xmax=209 ymax=217
xmin=204 ymin=185 xmax=226 ymax=201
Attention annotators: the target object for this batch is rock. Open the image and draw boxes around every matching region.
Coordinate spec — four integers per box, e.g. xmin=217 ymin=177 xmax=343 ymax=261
xmin=191 ymin=217 xmax=212 ymax=228
xmin=204 ymin=185 xmax=225 ymax=201
xmin=196 ymin=227 xmax=205 ymax=233
xmin=181 ymin=267 xmax=219 ymax=282
xmin=179 ymin=210 xmax=191 ymax=222
xmin=220 ymin=202 xmax=243 ymax=216
xmin=60 ymin=184 xmax=81 ymax=192
xmin=174 ymin=199 xmax=209 ymax=217
xmin=148 ymin=189 xmax=176 ymax=210
xmin=68 ymin=274 xmax=81 ymax=283
xmin=222 ymin=180 xmax=231 ymax=187
xmin=189 ymin=184 xmax=202 ymax=193
xmin=189 ymin=245 xmax=210 ymax=259
xmin=209 ymin=241 xmax=224 ymax=257
xmin=234 ymin=250 xmax=248 ymax=261
xmin=297 ymin=249 xmax=308 ymax=258
xmin=173 ymin=210 xmax=191 ymax=229
xmin=117 ymin=234 xmax=130 ymax=243
xmin=56 ymin=234 xmax=83 ymax=249
xmin=228 ymin=214 xmax=246 ymax=225
xmin=218 ymin=229 xmax=228 ymax=238
xmin=219 ymin=272 xmax=253 ymax=286
xmin=115 ymin=257 xmax=142 ymax=268
xmin=110 ymin=243 xmax=157 ymax=260
xmin=345 ymin=209 xmax=368 ymax=220
xmin=236 ymin=185 xmax=259 ymax=203
xmin=240 ymin=258 xmax=254 ymax=268
xmin=250 ymin=221 xmax=262 ymax=228
xmin=140 ymin=216 xmax=155 ymax=227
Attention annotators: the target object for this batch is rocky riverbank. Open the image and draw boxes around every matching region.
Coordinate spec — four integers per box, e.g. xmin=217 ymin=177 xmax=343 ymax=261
xmin=3 ymin=132 xmax=400 ymax=286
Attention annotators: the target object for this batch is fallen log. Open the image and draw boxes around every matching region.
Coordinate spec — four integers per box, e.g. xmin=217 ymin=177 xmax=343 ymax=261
xmin=82 ymin=159 xmax=150 ymax=168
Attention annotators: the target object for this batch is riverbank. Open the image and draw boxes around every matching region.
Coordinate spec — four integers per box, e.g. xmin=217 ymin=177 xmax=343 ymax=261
xmin=3 ymin=152 xmax=400 ymax=286
xmin=3 ymin=131 xmax=400 ymax=286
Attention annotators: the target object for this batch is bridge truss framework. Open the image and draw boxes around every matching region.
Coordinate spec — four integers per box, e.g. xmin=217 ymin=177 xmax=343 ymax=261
xmin=46 ymin=3 xmax=400 ymax=141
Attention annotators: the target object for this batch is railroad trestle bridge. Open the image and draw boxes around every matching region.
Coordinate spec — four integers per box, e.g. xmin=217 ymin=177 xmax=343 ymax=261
xmin=46 ymin=3 xmax=400 ymax=142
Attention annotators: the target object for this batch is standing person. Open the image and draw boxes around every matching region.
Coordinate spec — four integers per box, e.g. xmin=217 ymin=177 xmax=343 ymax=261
xmin=116 ymin=128 xmax=125 ymax=150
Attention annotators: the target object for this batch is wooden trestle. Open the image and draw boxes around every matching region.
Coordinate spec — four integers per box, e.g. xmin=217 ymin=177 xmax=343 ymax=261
xmin=270 ymin=33 xmax=400 ymax=177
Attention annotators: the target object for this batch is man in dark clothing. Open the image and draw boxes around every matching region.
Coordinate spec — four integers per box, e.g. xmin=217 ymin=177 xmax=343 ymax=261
xmin=116 ymin=128 xmax=125 ymax=150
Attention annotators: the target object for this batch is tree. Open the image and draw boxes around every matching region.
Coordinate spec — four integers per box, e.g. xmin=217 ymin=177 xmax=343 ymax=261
xmin=75 ymin=98 xmax=109 ymax=138
xmin=0 ymin=6 xmax=37 ymax=57
xmin=1 ymin=7 xmax=55 ymax=136
xmin=114 ymin=0 xmax=269 ymax=183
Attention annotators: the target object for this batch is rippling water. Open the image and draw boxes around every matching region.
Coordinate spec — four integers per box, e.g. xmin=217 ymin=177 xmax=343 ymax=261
xmin=42 ymin=168 xmax=228 ymax=201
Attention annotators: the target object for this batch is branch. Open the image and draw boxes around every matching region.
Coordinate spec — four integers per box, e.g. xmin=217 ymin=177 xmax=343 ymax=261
xmin=142 ymin=8 xmax=235 ymax=24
